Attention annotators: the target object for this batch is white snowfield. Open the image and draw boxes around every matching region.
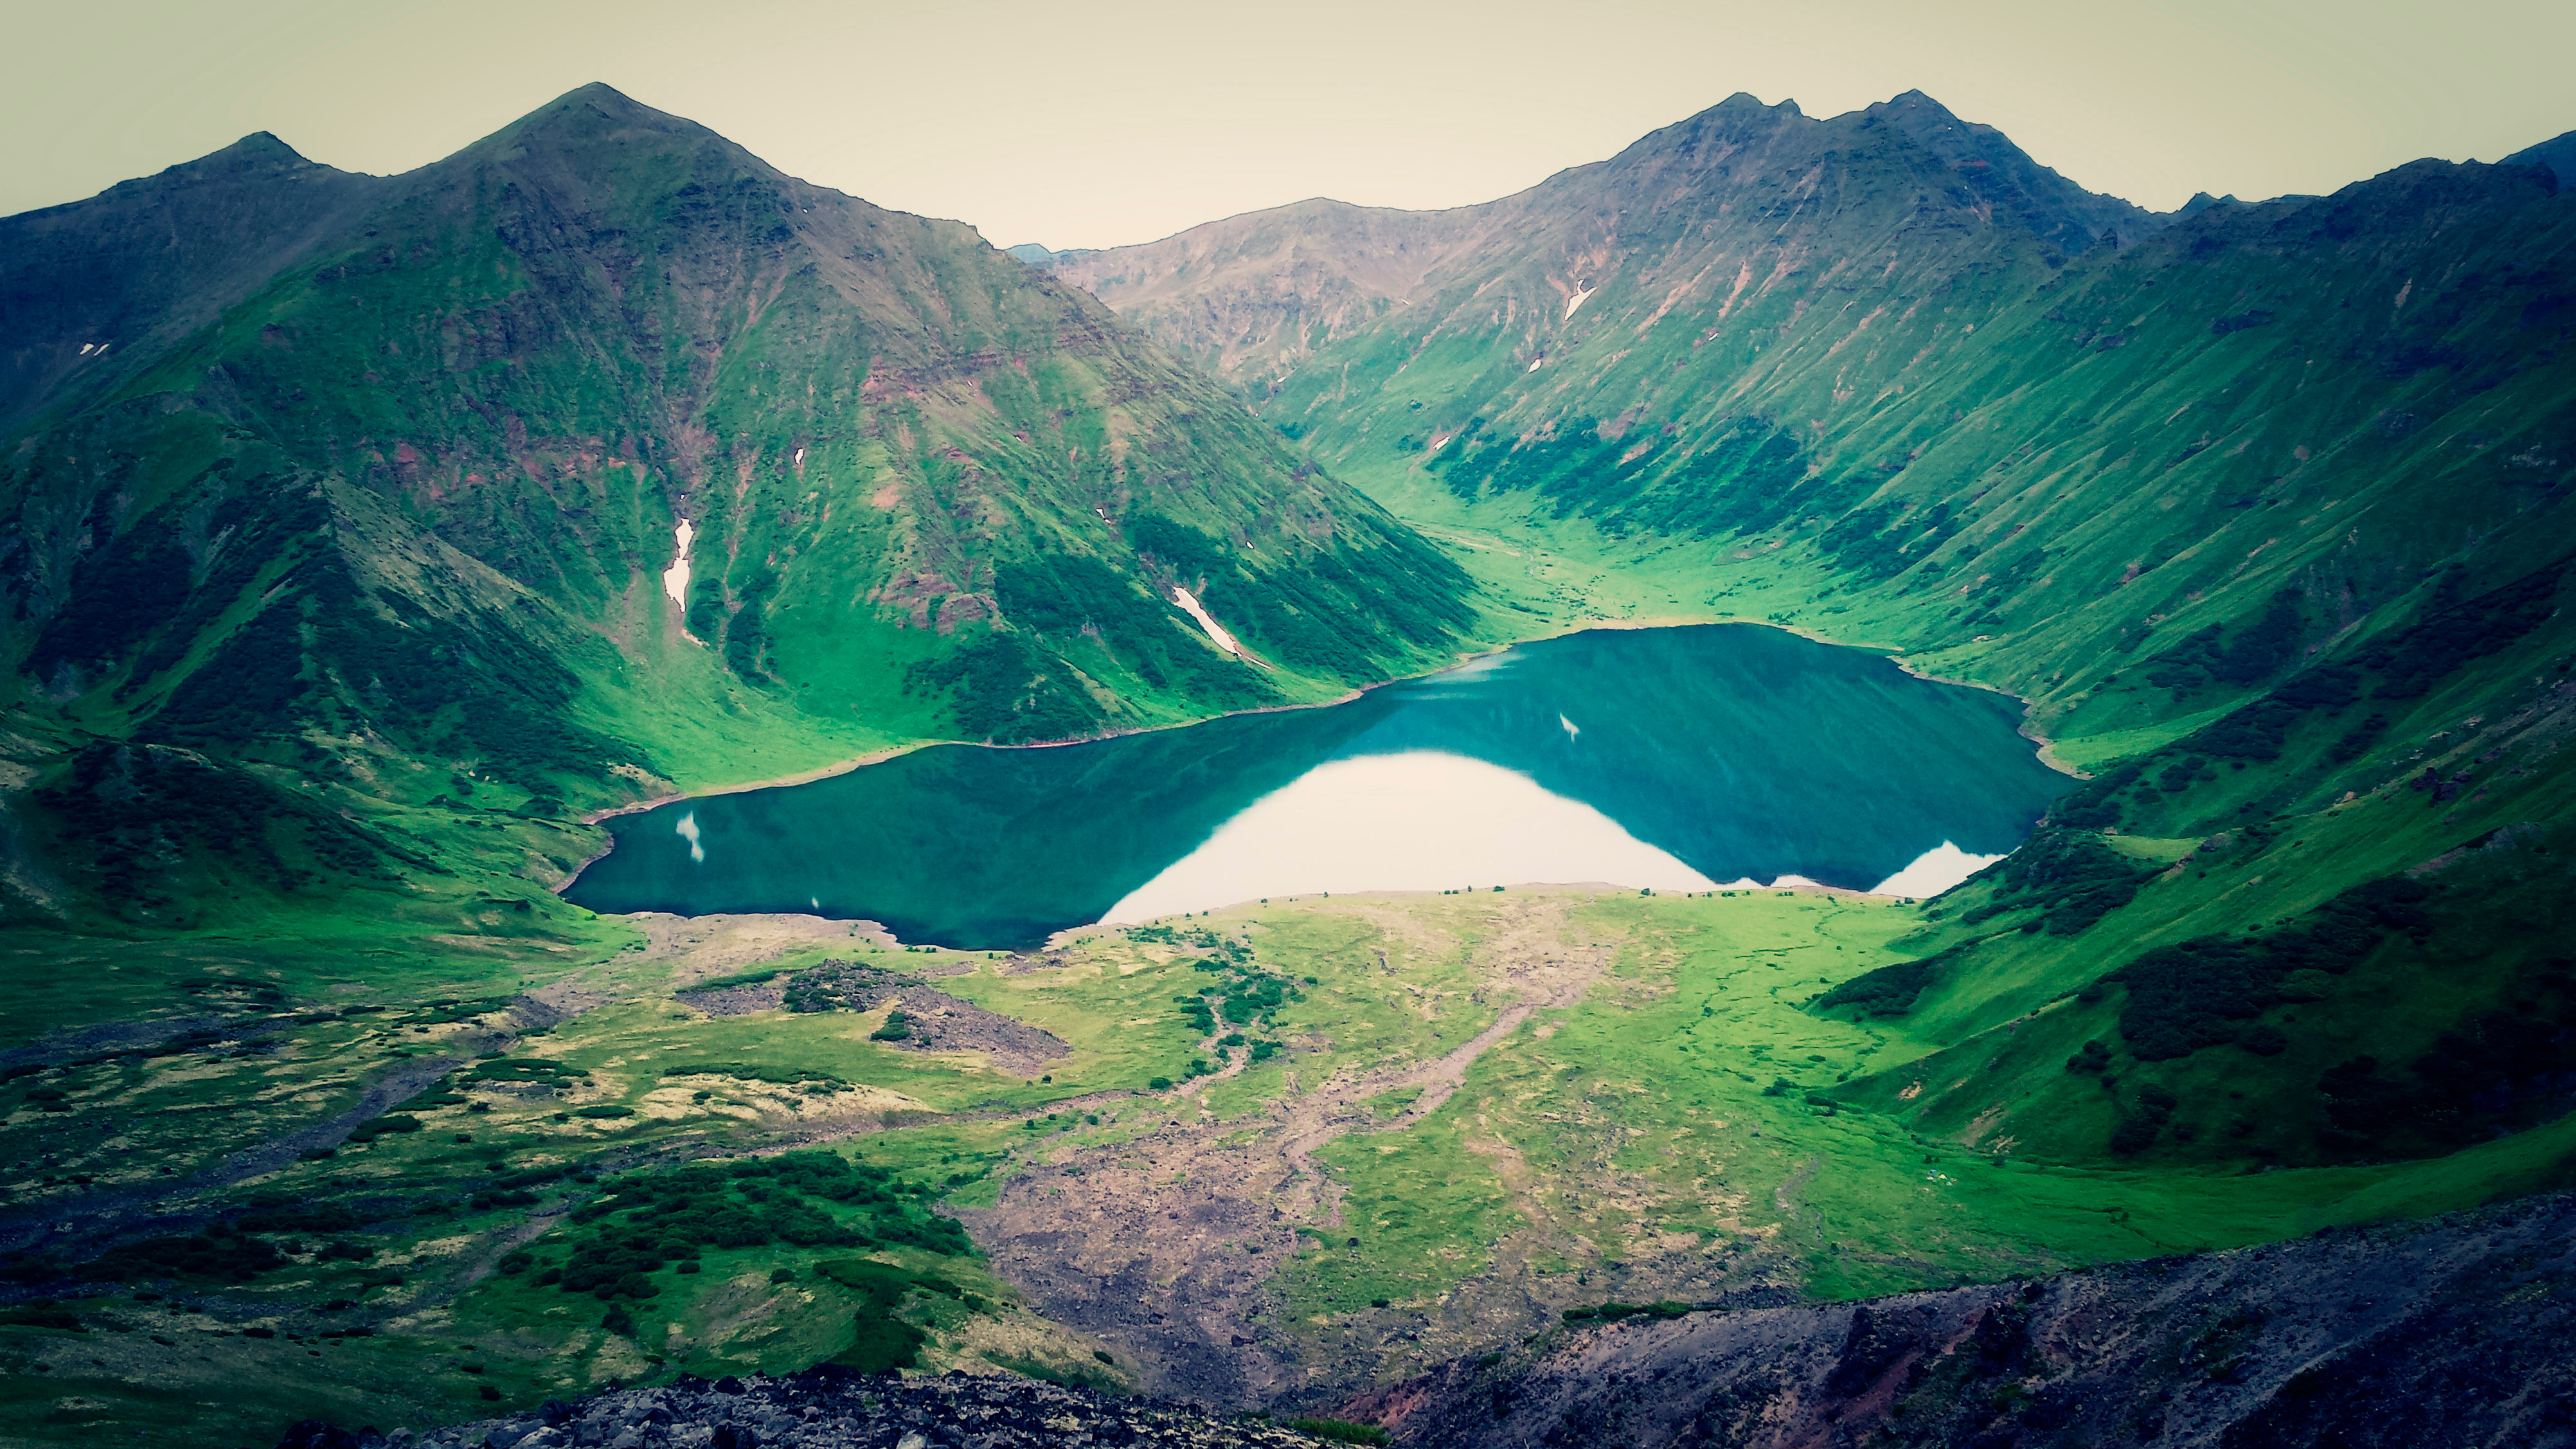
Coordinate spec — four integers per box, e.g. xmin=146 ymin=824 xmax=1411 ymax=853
xmin=1564 ymin=282 xmax=1596 ymax=318
xmin=662 ymin=519 xmax=695 ymax=606
xmin=1172 ymin=586 xmax=1242 ymax=655
xmin=663 ymin=520 xmax=702 ymax=644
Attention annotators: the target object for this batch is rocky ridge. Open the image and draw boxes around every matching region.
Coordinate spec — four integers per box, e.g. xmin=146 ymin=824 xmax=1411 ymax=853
xmin=1345 ymin=1189 xmax=2576 ymax=1448
xmin=281 ymin=1368 xmax=1342 ymax=1449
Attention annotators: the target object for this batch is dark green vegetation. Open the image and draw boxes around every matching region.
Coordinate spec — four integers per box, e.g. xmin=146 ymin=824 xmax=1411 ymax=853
xmin=1288 ymin=1419 xmax=1391 ymax=1446
xmin=542 ymin=1152 xmax=970 ymax=1299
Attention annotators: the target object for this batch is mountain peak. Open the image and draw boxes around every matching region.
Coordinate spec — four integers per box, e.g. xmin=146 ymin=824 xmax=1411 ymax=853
xmin=435 ymin=81 xmax=760 ymax=184
xmin=472 ymin=82 xmax=722 ymax=156
xmin=545 ymin=80 xmax=667 ymax=122
xmin=219 ymin=131 xmax=306 ymax=163
xmin=129 ymin=130 xmax=327 ymax=189
xmin=1861 ymin=90 xmax=1979 ymax=136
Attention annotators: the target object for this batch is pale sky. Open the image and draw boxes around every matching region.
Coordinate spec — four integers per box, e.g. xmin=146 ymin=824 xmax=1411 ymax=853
xmin=5 ymin=0 xmax=2571 ymax=250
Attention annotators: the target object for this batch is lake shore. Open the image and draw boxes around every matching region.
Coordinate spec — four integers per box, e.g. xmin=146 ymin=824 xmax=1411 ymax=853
xmin=562 ymin=610 xmax=2073 ymax=903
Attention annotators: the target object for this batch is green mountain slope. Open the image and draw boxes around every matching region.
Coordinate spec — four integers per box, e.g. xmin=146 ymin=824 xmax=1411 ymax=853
xmin=0 ymin=84 xmax=1480 ymax=926
xmin=1060 ymin=98 xmax=2576 ymax=1180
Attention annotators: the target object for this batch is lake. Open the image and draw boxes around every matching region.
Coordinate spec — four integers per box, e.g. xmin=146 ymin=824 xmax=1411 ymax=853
xmin=563 ymin=624 xmax=2070 ymax=948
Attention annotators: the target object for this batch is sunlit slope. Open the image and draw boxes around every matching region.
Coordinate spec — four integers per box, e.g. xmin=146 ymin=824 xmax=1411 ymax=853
xmin=0 ymin=85 xmax=1481 ymax=926
xmin=1063 ymin=99 xmax=2576 ymax=1185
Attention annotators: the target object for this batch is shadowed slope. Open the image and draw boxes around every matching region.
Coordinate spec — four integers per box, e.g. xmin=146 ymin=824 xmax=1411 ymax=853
xmin=0 ymin=83 xmax=1480 ymax=928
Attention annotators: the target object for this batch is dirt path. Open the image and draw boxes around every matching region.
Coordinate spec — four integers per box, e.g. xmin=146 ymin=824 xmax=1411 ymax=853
xmin=954 ymin=911 xmax=1616 ymax=1408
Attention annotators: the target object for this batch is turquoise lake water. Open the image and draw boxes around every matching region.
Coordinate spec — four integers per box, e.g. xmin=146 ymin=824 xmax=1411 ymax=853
xmin=563 ymin=624 xmax=2069 ymax=948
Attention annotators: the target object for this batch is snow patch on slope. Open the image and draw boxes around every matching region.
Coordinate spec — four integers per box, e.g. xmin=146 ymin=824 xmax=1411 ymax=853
xmin=1172 ymin=586 xmax=1242 ymax=655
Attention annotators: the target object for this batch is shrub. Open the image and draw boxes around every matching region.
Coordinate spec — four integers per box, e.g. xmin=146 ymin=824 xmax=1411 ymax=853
xmin=1562 ymin=1300 xmax=1694 ymax=1324
xmin=1814 ymin=944 xmax=1967 ymax=1018
xmin=0 ymin=1308 xmax=84 ymax=1331
xmin=83 ymin=1234 xmax=285 ymax=1284
xmin=2109 ymin=1083 xmax=2180 ymax=1154
xmin=2110 ymin=877 xmax=2431 ymax=1061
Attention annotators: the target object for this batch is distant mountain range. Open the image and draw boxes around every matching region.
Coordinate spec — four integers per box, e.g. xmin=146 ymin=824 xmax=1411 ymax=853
xmin=1023 ymin=93 xmax=2158 ymax=381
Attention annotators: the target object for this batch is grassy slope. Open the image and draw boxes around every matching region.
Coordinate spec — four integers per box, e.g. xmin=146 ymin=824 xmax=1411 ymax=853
xmin=0 ymin=84 xmax=1502 ymax=945
xmin=10 ymin=875 xmax=2572 ymax=1443
xmin=1243 ymin=144 xmax=2576 ymax=1184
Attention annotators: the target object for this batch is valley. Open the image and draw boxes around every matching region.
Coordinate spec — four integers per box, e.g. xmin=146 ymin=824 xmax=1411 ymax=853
xmin=1 ymin=76 xmax=2572 ymax=1449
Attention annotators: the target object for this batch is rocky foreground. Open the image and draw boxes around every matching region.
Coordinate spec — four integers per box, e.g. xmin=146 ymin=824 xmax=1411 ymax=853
xmin=277 ymin=1371 xmax=1343 ymax=1449
xmin=1350 ymin=1190 xmax=2576 ymax=1448
xmin=278 ymin=1192 xmax=2576 ymax=1449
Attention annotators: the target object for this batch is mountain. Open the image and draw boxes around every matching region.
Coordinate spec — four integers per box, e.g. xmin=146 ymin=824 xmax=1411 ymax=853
xmin=0 ymin=84 xmax=1481 ymax=924
xmin=1048 ymin=197 xmax=1494 ymax=379
xmin=5 ymin=85 xmax=2576 ymax=1449
xmin=0 ymin=131 xmax=382 ymax=433
xmin=1005 ymin=242 xmax=1091 ymax=267
xmin=1051 ymin=91 xmax=2160 ymax=391
xmin=1052 ymin=95 xmax=2576 ymax=1180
